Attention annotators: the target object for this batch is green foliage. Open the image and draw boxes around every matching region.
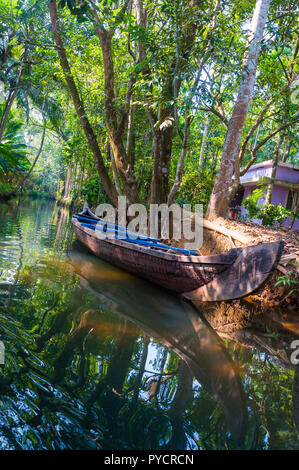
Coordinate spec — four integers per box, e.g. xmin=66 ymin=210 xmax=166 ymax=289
xmin=0 ymin=182 xmax=13 ymax=195
xmin=0 ymin=0 xmax=298 ymax=216
xmin=242 ymin=188 xmax=265 ymax=219
xmin=0 ymin=107 xmax=30 ymax=177
xmin=242 ymin=188 xmax=297 ymax=227
xmin=25 ymin=189 xmax=54 ymax=199
xmin=176 ymin=164 xmax=216 ymax=212
xmin=275 ymin=271 xmax=297 ymax=288
xmin=259 ymin=203 xmax=295 ymax=227
xmin=72 ymin=174 xmax=111 ymax=207
xmin=274 ymin=269 xmax=299 ymax=302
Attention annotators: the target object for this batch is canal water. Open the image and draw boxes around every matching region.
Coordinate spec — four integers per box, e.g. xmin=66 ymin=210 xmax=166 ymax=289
xmin=0 ymin=197 xmax=298 ymax=450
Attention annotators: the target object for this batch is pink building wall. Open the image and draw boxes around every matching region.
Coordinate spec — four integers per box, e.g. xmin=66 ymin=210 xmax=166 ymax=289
xmin=239 ymin=162 xmax=299 ymax=230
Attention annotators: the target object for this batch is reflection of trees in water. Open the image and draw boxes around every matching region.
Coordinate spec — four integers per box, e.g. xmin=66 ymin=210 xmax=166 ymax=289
xmin=1 ymin=287 xmax=297 ymax=449
xmin=220 ymin=329 xmax=295 ymax=368
xmin=1 ymin=290 xmax=299 ymax=449
xmin=88 ymin=319 xmax=139 ymax=407
xmin=55 ymin=208 xmax=66 ymax=244
xmin=29 ymin=295 xmax=298 ymax=449
xmin=49 ymin=204 xmax=74 ymax=253
xmin=0 ymin=199 xmax=24 ymax=310
xmin=41 ymin=305 xmax=194 ymax=449
xmin=0 ymin=297 xmax=297 ymax=450
xmin=166 ymin=360 xmax=193 ymax=450
xmin=0 ymin=199 xmax=298 ymax=449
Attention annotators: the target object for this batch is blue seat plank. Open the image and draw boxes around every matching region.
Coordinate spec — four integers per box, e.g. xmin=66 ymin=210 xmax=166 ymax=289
xmin=76 ymin=218 xmax=198 ymax=256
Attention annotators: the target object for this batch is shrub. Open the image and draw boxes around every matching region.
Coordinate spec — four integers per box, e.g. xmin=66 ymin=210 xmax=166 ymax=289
xmin=242 ymin=188 xmax=297 ymax=227
xmin=0 ymin=182 xmax=13 ymax=195
xmin=259 ymin=203 xmax=294 ymax=226
xmin=242 ymin=188 xmax=265 ymax=219
xmin=176 ymin=166 xmax=215 ymax=212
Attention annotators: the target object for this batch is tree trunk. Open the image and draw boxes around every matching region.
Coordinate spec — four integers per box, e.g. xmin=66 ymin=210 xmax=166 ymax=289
xmin=282 ymin=139 xmax=292 ymax=162
xmin=167 ymin=115 xmax=191 ymax=206
xmin=0 ymin=62 xmax=24 ymax=141
xmin=134 ymin=0 xmax=171 ymax=204
xmin=198 ymin=115 xmax=210 ymax=173
xmin=265 ymin=132 xmax=284 ymax=204
xmin=126 ymin=102 xmax=136 ymax=169
xmin=16 ymin=114 xmax=47 ymax=192
xmin=92 ymin=14 xmax=140 ymax=204
xmin=206 ymin=0 xmax=271 ymax=220
xmin=63 ymin=165 xmax=73 ymax=200
xmin=134 ymin=0 xmax=201 ymax=205
xmin=48 ymin=0 xmax=118 ymax=206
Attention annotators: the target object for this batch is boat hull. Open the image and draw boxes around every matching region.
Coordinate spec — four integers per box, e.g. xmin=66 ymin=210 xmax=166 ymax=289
xmin=73 ymin=219 xmax=232 ymax=293
xmin=72 ymin=217 xmax=284 ymax=301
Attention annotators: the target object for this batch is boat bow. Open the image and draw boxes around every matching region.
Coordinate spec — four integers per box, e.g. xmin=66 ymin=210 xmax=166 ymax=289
xmin=183 ymin=241 xmax=284 ymax=301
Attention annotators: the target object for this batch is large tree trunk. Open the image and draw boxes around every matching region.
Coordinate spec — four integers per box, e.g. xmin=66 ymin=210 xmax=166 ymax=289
xmin=48 ymin=0 xmax=118 ymax=206
xmin=92 ymin=13 xmax=140 ymax=204
xmin=134 ymin=0 xmax=171 ymax=204
xmin=148 ymin=106 xmax=175 ymax=205
xmin=206 ymin=0 xmax=271 ymax=220
xmin=134 ymin=0 xmax=201 ymax=205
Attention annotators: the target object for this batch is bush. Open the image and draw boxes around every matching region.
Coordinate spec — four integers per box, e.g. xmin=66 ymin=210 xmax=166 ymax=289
xmin=242 ymin=188 xmax=265 ymax=219
xmin=259 ymin=204 xmax=294 ymax=226
xmin=175 ymin=166 xmax=215 ymax=212
xmin=24 ymin=189 xmax=54 ymax=199
xmin=0 ymin=182 xmax=13 ymax=195
xmin=242 ymin=188 xmax=297 ymax=227
xmin=72 ymin=175 xmax=111 ymax=207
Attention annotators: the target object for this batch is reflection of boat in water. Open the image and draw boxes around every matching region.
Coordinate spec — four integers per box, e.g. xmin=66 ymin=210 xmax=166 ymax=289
xmin=68 ymin=241 xmax=248 ymax=444
xmin=72 ymin=203 xmax=283 ymax=302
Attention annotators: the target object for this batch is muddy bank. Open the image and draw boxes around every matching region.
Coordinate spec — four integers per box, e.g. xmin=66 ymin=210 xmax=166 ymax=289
xmin=167 ymin=218 xmax=298 ymax=365
xmin=201 ymin=221 xmax=298 ymax=365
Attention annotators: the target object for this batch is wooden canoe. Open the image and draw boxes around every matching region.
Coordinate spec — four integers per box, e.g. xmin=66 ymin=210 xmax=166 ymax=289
xmin=72 ymin=203 xmax=284 ymax=302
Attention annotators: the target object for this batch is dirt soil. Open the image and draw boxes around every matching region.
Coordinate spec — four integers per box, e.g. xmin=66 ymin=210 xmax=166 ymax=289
xmin=216 ymin=218 xmax=299 ymax=258
xmin=167 ymin=218 xmax=299 ymax=362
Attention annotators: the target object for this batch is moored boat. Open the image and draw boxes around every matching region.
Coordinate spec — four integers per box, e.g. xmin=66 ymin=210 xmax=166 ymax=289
xmin=72 ymin=203 xmax=284 ymax=301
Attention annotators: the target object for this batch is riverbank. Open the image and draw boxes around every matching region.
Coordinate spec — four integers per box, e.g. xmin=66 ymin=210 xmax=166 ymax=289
xmin=190 ymin=218 xmax=299 ymax=365
xmin=0 ymin=189 xmax=56 ymax=202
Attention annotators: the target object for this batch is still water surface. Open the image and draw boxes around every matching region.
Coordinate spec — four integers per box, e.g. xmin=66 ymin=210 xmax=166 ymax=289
xmin=0 ymin=198 xmax=298 ymax=450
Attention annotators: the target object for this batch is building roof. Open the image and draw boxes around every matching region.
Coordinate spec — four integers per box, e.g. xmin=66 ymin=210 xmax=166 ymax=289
xmin=239 ymin=160 xmax=299 ymax=188
xmin=241 ymin=159 xmax=299 ymax=172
